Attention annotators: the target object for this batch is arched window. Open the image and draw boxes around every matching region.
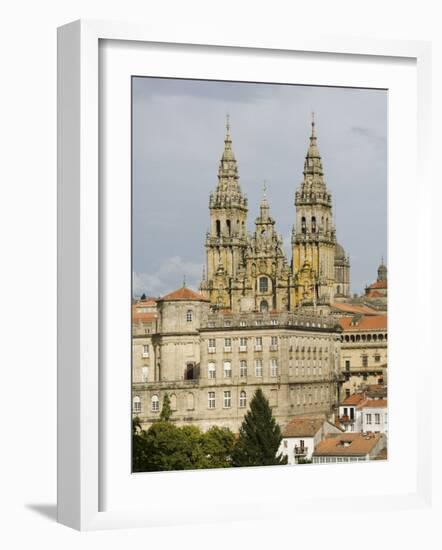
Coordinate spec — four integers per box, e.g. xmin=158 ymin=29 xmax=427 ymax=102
xmin=259 ymin=276 xmax=268 ymax=293
xmin=260 ymin=300 xmax=269 ymax=313
xmin=337 ymin=285 xmax=341 ymax=295
xmin=216 ymin=220 xmax=221 ymax=237
xmin=186 ymin=309 xmax=193 ymax=322
xmin=223 ymin=361 xmax=232 ymax=378
xmin=187 ymin=392 xmax=195 ymax=410
xmin=239 ymin=391 xmax=247 ymax=408
xmin=170 ymin=394 xmax=177 ymax=411
xmin=133 ymin=395 xmax=141 ymax=413
xmin=151 ymin=395 xmax=159 ymax=412
xmin=226 ymin=219 xmax=231 ymax=236
xmin=312 ymin=216 xmax=316 ymax=233
xmin=301 ymin=216 xmax=306 ymax=234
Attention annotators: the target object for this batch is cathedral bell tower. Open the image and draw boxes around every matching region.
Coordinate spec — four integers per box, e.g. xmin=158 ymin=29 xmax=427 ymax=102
xmin=200 ymin=117 xmax=248 ymax=309
xmin=291 ymin=114 xmax=337 ymax=306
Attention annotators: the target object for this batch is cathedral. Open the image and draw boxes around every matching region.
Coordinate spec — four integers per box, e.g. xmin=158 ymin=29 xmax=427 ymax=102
xmin=200 ymin=115 xmax=351 ymax=313
xmin=132 ymin=116 xmax=355 ymax=433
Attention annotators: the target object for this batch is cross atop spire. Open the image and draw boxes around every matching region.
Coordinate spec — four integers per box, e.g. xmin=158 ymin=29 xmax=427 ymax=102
xmin=311 ymin=111 xmax=316 ymax=137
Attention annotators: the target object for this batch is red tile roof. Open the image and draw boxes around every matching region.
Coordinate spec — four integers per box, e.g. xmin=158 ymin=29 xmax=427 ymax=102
xmin=367 ymin=280 xmax=387 ymax=290
xmin=331 ymin=303 xmax=379 ymax=315
xmin=132 ymin=312 xmax=157 ymax=323
xmin=341 ymin=393 xmax=366 ymax=406
xmin=159 ymin=287 xmax=209 ymax=302
xmin=283 ymin=416 xmax=325 ymax=437
xmin=339 ymin=314 xmax=387 ymax=332
xmin=357 ymin=399 xmax=387 ymax=410
xmin=313 ymin=433 xmax=384 ymax=457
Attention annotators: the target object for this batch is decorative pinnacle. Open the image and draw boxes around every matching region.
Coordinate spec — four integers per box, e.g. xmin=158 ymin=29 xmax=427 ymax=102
xmin=263 ymin=180 xmax=267 ymax=198
xmin=226 ymin=114 xmax=230 ymax=138
xmin=311 ymin=111 xmax=316 ymax=138
xmin=183 ymin=274 xmax=186 ymax=288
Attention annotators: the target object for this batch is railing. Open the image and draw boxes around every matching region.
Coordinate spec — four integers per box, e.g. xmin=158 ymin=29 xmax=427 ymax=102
xmin=294 ymin=446 xmax=308 ymax=455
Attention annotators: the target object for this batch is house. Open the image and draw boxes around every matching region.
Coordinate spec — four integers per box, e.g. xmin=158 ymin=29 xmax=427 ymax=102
xmin=312 ymin=432 xmax=386 ymax=464
xmin=279 ymin=415 xmax=343 ymax=465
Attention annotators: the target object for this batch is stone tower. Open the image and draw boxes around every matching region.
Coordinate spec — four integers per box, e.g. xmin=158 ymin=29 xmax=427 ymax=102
xmin=334 ymin=242 xmax=351 ymax=299
xmin=201 ymin=117 xmax=248 ymax=309
xmin=291 ymin=114 xmax=337 ymax=306
xmin=240 ymin=185 xmax=291 ymax=312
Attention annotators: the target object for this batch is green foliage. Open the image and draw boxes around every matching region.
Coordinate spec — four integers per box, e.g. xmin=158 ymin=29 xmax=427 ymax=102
xmin=132 ymin=419 xmax=235 ymax=472
xmin=201 ymin=426 xmax=235 ymax=469
xmin=297 ymin=457 xmax=312 ymax=465
xmin=160 ymin=393 xmax=172 ymax=421
xmin=231 ymin=388 xmax=287 ymax=467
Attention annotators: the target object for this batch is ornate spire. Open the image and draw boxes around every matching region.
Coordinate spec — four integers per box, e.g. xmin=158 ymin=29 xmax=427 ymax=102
xmin=210 ymin=116 xmax=247 ymax=211
xmin=304 ymin=111 xmax=324 ymax=178
xmin=259 ymin=180 xmax=270 ymax=220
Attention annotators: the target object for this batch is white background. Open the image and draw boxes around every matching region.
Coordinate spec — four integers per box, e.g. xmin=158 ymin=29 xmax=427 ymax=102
xmin=1 ymin=1 xmax=441 ymax=548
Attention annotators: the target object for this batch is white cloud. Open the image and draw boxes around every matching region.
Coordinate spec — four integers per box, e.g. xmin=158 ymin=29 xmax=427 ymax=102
xmin=133 ymin=256 xmax=203 ymax=298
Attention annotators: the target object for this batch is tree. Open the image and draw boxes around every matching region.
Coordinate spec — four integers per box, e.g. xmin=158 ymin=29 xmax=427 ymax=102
xmin=160 ymin=392 xmax=172 ymax=421
xmin=231 ymin=388 xmax=287 ymax=467
xmin=201 ymin=426 xmax=235 ymax=469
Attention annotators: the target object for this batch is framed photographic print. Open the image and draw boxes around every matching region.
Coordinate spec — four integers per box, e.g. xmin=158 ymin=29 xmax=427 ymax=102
xmin=57 ymin=20 xmax=432 ymax=530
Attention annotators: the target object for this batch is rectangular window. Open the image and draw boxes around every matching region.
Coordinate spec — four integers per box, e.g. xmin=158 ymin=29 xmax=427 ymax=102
xmin=270 ymin=358 xmax=278 ymax=377
xmin=271 ymin=319 xmax=279 ymax=325
xmin=374 ymin=353 xmax=381 ymax=362
xmin=223 ymin=361 xmax=232 ymax=378
xmin=208 ymin=392 xmax=216 ymax=409
xmin=366 ymin=413 xmax=372 ymax=424
xmin=186 ymin=309 xmax=193 ymax=322
xmin=224 ymin=338 xmax=232 ymax=352
xmin=239 ymin=320 xmax=246 ymax=327
xmin=239 ymin=337 xmax=247 ymax=351
xmin=223 ymin=391 xmax=231 ymax=408
xmin=142 ymin=344 xmax=149 ymax=358
xmin=362 ymin=355 xmax=368 ymax=367
xmin=208 ymin=362 xmax=216 ymax=379
xmin=345 ymin=359 xmax=350 ymax=371
xmin=255 ymin=337 xmax=262 ymax=351
xmin=141 ymin=366 xmax=148 ymax=383
xmin=240 ymin=360 xmax=247 ymax=377
xmin=375 ymin=413 xmax=380 ymax=424
xmin=255 ymin=359 xmax=263 ymax=377
xmin=270 ymin=336 xmax=278 ymax=350
xmin=259 ymin=277 xmax=268 ymax=293
xmin=208 ymin=338 xmax=216 ymax=353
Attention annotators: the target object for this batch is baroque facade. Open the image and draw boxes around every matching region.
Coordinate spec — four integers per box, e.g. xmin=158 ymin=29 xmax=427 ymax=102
xmin=132 ymin=117 xmax=363 ymax=433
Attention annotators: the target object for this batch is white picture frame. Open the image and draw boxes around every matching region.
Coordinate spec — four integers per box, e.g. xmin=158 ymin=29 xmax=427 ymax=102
xmin=57 ymin=19 xmax=433 ymax=531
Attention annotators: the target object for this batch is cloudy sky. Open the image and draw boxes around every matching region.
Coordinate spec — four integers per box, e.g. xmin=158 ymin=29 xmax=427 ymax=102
xmin=132 ymin=77 xmax=387 ymax=298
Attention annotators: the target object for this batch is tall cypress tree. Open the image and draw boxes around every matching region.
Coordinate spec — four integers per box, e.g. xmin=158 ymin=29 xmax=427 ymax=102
xmin=160 ymin=393 xmax=172 ymax=421
xmin=232 ymin=388 xmax=287 ymax=467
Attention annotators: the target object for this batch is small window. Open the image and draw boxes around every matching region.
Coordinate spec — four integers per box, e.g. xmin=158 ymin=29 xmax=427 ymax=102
xmin=255 ymin=359 xmax=263 ymax=377
xmin=240 ymin=360 xmax=247 ymax=377
xmin=133 ymin=396 xmax=141 ymax=413
xmin=270 ymin=358 xmax=278 ymax=377
xmin=271 ymin=336 xmax=278 ymax=348
xmin=345 ymin=360 xmax=350 ymax=371
xmin=374 ymin=354 xmax=381 ymax=362
xmin=151 ymin=395 xmax=159 ymax=412
xmin=239 ymin=320 xmax=246 ymax=327
xmin=375 ymin=413 xmax=380 ymax=424
xmin=142 ymin=344 xmax=149 ymax=357
xmin=255 ymin=337 xmax=262 ymax=350
xmin=208 ymin=391 xmax=216 ymax=409
xmin=141 ymin=366 xmax=148 ymax=383
xmin=366 ymin=413 xmax=372 ymax=424
xmin=362 ymin=355 xmax=368 ymax=367
xmin=223 ymin=361 xmax=232 ymax=378
xmin=239 ymin=391 xmax=247 ymax=408
xmin=223 ymin=391 xmax=232 ymax=408
xmin=208 ymin=362 xmax=216 ymax=379
xmin=186 ymin=309 xmax=193 ymax=322
xmin=224 ymin=338 xmax=232 ymax=350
